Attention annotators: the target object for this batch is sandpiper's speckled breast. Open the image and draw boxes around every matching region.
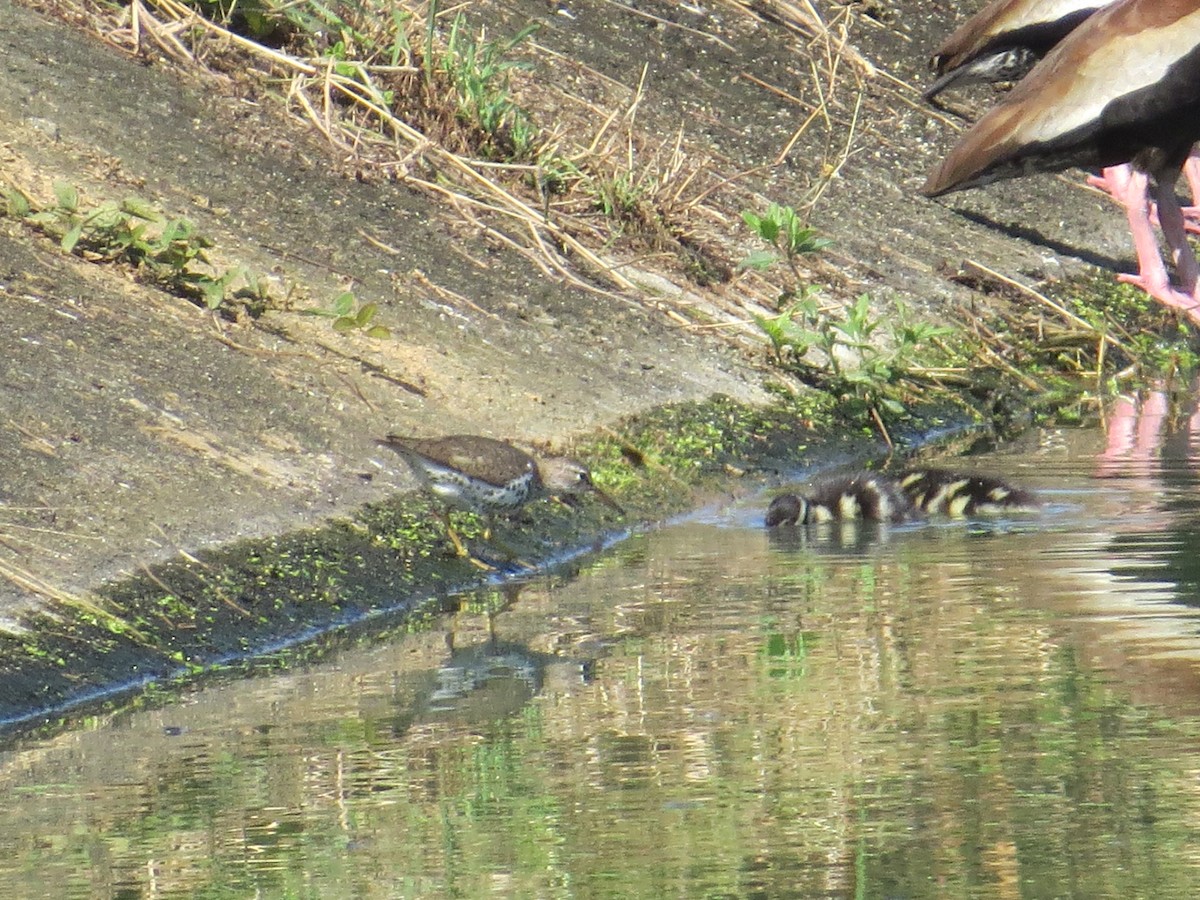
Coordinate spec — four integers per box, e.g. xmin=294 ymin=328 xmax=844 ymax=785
xmin=377 ymin=434 xmax=544 ymax=514
xmin=426 ymin=464 xmax=538 ymax=510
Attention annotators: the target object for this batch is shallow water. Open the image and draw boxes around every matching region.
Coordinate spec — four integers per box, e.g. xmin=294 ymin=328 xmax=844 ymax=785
xmin=6 ymin=418 xmax=1200 ymax=898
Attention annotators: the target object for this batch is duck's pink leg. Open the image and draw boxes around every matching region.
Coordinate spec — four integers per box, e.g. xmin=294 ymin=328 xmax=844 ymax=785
xmin=1113 ymin=169 xmax=1200 ymax=324
xmin=1112 ymin=168 xmax=1168 ymax=287
xmin=1182 ymin=151 xmax=1200 ymax=222
xmin=1087 ymin=164 xmax=1133 ymax=200
xmin=1152 ymin=176 xmax=1200 ymax=307
xmin=1089 ymin=160 xmax=1200 ymax=235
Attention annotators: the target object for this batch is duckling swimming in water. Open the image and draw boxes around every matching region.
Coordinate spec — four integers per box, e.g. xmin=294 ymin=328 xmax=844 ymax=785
xmin=765 ymin=473 xmax=920 ymax=527
xmin=897 ymin=468 xmax=1040 ymax=517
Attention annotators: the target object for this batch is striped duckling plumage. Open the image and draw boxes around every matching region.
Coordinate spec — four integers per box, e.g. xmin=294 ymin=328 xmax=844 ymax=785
xmin=897 ymin=468 xmax=1041 ymax=517
xmin=765 ymin=474 xmax=919 ymax=527
xmin=765 ymin=469 xmax=1040 ymax=528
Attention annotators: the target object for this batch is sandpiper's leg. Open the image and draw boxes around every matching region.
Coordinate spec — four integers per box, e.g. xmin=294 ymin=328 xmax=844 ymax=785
xmin=485 ymin=530 xmax=537 ymax=571
xmin=456 ymin=512 xmax=536 ymax=571
xmin=438 ymin=511 xmax=496 ymax=571
xmin=439 ymin=511 xmax=470 ymax=556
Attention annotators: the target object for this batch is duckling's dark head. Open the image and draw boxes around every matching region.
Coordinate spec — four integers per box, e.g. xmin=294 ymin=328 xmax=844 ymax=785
xmin=766 ymin=493 xmax=807 ymax=527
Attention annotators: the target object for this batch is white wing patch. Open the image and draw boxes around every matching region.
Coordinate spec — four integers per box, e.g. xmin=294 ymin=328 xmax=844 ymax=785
xmin=1022 ymin=11 xmax=1200 ymax=142
xmin=1006 ymin=0 xmax=1102 ymax=32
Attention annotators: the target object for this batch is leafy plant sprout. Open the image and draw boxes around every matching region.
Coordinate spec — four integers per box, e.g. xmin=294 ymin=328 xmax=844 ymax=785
xmin=741 ymin=202 xmax=957 ymax=444
xmin=301 ymin=291 xmax=391 ymax=338
xmin=3 ymin=182 xmax=269 ymax=315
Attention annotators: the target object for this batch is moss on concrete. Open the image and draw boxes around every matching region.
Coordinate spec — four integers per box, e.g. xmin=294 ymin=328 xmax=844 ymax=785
xmin=0 ymin=390 xmax=989 ymax=733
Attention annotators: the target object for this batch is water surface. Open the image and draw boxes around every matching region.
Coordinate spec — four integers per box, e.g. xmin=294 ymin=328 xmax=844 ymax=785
xmin=6 ymin=418 xmax=1200 ymax=897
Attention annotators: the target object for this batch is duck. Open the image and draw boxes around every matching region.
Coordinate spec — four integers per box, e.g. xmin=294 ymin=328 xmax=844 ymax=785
xmin=925 ymin=0 xmax=1105 ymax=101
xmin=765 ymin=473 xmax=920 ymax=527
xmin=922 ymin=0 xmax=1200 ymax=325
xmin=897 ymin=468 xmax=1041 ymax=517
xmin=923 ymin=0 xmax=1200 ymax=227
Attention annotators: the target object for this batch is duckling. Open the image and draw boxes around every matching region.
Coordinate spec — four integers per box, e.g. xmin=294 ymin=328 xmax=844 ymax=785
xmin=897 ymin=469 xmax=1040 ymax=517
xmin=765 ymin=474 xmax=920 ymax=527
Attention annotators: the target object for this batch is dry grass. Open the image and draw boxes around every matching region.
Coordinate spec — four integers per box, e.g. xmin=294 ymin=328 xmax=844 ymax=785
xmin=27 ymin=0 xmax=1149 ymax=383
xmin=40 ymin=0 xmax=873 ymax=336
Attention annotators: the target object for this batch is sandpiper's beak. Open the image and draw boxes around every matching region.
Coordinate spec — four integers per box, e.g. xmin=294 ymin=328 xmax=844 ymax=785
xmin=589 ymin=484 xmax=624 ymax=515
xmin=557 ymin=478 xmax=624 ymax=515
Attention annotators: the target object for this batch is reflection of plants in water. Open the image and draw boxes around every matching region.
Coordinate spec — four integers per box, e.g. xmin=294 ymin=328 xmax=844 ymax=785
xmin=4 ymin=476 xmax=1197 ymax=899
xmin=761 ymin=629 xmax=816 ymax=679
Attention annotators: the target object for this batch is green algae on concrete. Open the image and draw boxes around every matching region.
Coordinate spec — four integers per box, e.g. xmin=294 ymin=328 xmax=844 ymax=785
xmin=0 ymin=392 xmax=984 ymax=733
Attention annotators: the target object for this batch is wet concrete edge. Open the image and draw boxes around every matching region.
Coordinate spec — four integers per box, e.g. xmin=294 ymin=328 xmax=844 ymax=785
xmin=0 ymin=396 xmax=988 ymax=736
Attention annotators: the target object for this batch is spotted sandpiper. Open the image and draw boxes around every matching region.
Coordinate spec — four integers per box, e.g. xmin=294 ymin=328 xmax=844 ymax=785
xmin=377 ymin=434 xmax=622 ymax=564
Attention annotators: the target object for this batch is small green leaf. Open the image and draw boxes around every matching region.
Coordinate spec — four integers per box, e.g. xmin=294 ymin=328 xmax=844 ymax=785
xmin=739 ymin=249 xmax=779 ymax=271
xmin=121 ymin=197 xmax=160 ymax=220
xmin=331 ymin=291 xmax=356 ymax=317
xmin=61 ymin=222 xmax=84 ymax=253
xmin=202 ymin=279 xmax=226 ymax=310
xmin=757 ymin=219 xmax=779 ymax=242
xmin=333 ymin=316 xmax=356 ymax=333
xmin=789 ymin=230 xmax=831 ymax=255
xmin=355 ymin=302 xmax=378 ymax=327
xmin=28 ymin=211 xmax=57 ymax=229
xmin=4 ymin=189 xmax=31 ymax=217
xmin=159 ymin=218 xmax=193 ymax=244
xmin=365 ymin=325 xmax=392 ymax=339
xmin=53 ymin=181 xmax=78 ymax=211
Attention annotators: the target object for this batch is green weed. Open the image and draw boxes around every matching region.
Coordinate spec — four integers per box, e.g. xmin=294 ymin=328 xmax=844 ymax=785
xmin=436 ymin=10 xmax=540 ymax=160
xmin=592 ymin=171 xmax=648 ymax=223
xmin=3 ymin=182 xmax=272 ymax=315
xmin=301 ymin=291 xmax=391 ymax=338
xmin=742 ymin=202 xmax=957 ymax=425
xmin=741 ymin=202 xmax=832 ymax=294
xmin=189 ymin=0 xmax=291 ymax=40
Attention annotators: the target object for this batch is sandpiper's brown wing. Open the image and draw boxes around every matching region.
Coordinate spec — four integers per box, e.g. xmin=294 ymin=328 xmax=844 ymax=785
xmin=379 ymin=435 xmax=536 ymax=488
